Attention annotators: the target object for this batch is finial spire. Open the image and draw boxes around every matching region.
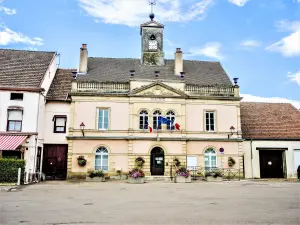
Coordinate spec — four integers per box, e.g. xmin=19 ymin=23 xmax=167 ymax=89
xmin=148 ymin=0 xmax=156 ymax=21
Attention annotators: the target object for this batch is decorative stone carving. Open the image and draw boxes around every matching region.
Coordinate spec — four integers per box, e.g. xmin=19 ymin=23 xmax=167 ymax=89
xmin=135 ymin=85 xmax=179 ymax=97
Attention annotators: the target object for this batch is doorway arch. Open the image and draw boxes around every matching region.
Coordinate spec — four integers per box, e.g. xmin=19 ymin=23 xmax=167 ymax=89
xmin=150 ymin=147 xmax=165 ymax=176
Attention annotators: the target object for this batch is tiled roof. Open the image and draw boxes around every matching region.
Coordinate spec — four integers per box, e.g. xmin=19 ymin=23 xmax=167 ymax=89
xmin=0 ymin=49 xmax=56 ymax=88
xmin=47 ymin=69 xmax=75 ymax=101
xmin=240 ymin=102 xmax=300 ymax=140
xmin=77 ymin=58 xmax=233 ymax=86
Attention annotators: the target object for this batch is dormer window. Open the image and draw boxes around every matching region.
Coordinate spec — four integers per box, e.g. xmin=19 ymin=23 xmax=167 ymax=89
xmin=10 ymin=93 xmax=23 ymax=101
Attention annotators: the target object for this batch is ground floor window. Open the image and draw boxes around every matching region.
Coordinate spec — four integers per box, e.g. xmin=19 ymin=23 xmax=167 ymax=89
xmin=95 ymin=147 xmax=109 ymax=172
xmin=204 ymin=148 xmax=217 ymax=170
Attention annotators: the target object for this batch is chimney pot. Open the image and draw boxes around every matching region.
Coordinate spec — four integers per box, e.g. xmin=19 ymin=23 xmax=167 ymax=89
xmin=79 ymin=44 xmax=88 ymax=73
xmin=174 ymin=48 xmax=183 ymax=75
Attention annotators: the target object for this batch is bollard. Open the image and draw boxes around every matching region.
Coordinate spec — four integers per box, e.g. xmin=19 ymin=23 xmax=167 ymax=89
xmin=17 ymin=168 xmax=21 ymax=186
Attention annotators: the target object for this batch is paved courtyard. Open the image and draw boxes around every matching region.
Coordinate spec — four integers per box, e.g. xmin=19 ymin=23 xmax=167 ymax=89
xmin=0 ymin=180 xmax=300 ymax=225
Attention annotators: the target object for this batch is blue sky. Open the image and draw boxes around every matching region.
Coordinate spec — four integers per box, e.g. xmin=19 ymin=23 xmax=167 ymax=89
xmin=0 ymin=0 xmax=300 ymax=107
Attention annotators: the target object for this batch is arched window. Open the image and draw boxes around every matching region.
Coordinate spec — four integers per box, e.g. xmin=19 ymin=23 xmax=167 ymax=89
xmin=153 ymin=110 xmax=162 ymax=130
xmin=95 ymin=147 xmax=109 ymax=171
xmin=166 ymin=111 xmax=175 ymax=130
xmin=204 ymin=148 xmax=217 ymax=170
xmin=139 ymin=110 xmax=149 ymax=130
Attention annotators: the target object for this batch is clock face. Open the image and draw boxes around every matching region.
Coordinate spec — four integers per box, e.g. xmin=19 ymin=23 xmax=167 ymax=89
xmin=149 ymin=40 xmax=158 ymax=50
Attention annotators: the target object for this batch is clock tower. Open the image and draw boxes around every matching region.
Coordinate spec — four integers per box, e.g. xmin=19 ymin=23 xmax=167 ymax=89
xmin=140 ymin=12 xmax=165 ymax=66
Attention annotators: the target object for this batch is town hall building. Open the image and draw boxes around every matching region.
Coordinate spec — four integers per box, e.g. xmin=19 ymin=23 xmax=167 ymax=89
xmin=66 ymin=14 xmax=243 ymax=179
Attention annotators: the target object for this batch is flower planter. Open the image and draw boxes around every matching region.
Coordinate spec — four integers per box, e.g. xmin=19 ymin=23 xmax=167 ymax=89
xmin=206 ymin=176 xmax=223 ymax=182
xmin=127 ymin=177 xmax=145 ymax=184
xmin=86 ymin=177 xmax=106 ymax=182
xmin=174 ymin=175 xmax=191 ymax=183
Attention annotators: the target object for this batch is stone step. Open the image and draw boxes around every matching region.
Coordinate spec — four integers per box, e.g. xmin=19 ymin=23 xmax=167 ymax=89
xmin=145 ymin=176 xmax=172 ymax=181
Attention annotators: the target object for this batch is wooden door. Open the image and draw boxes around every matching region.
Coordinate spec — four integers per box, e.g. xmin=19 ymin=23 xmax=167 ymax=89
xmin=151 ymin=148 xmax=164 ymax=176
xmin=43 ymin=145 xmax=68 ymax=180
xmin=259 ymin=150 xmax=284 ymax=178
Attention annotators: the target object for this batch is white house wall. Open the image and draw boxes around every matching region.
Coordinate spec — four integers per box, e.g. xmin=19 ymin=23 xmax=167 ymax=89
xmin=44 ymin=102 xmax=70 ymax=144
xmin=243 ymin=140 xmax=300 ymax=179
xmin=40 ymin=55 xmax=57 ymax=96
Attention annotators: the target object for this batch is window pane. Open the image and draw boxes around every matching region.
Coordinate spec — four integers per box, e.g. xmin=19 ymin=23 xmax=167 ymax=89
xmin=206 ymin=124 xmax=210 ymax=131
xmin=210 ymin=124 xmax=215 ymax=131
xmin=56 ymin=126 xmax=64 ymax=132
xmin=56 ymin=118 xmax=65 ymax=126
xmin=8 ymin=110 xmax=22 ymax=120
xmin=8 ymin=121 xmax=15 ymax=131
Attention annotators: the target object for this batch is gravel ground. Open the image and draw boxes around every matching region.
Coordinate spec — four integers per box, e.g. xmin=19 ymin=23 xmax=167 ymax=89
xmin=0 ymin=180 xmax=300 ymax=225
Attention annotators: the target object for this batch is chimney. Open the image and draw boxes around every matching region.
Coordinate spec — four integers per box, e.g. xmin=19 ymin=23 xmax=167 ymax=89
xmin=174 ymin=48 xmax=183 ymax=75
xmin=79 ymin=44 xmax=88 ymax=73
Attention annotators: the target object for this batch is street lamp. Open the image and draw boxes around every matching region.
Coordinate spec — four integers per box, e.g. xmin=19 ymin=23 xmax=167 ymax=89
xmin=228 ymin=126 xmax=235 ymax=139
xmin=80 ymin=122 xmax=85 ymax=137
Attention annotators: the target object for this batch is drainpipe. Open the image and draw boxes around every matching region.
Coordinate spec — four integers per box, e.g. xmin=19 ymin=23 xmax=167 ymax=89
xmin=250 ymin=138 xmax=253 ymax=178
xmin=32 ymin=93 xmax=42 ymax=182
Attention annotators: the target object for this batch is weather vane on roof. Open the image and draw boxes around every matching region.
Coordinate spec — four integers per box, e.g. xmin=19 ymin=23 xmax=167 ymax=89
xmin=148 ymin=0 xmax=156 ymax=21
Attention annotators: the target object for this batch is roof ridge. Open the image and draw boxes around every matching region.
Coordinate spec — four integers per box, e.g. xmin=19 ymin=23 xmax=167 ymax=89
xmin=88 ymin=56 xmax=220 ymax=63
xmin=0 ymin=48 xmax=56 ymax=54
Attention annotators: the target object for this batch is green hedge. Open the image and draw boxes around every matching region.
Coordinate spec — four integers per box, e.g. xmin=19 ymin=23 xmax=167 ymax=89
xmin=0 ymin=158 xmax=25 ymax=183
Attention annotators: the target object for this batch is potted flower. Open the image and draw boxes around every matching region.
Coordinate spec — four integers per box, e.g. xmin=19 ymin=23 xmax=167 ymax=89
xmin=205 ymin=170 xmax=223 ymax=182
xmin=86 ymin=169 xmax=106 ymax=182
xmin=127 ymin=168 xmax=145 ymax=184
xmin=135 ymin=157 xmax=145 ymax=168
xmin=174 ymin=166 xmax=191 ymax=183
xmin=77 ymin=156 xmax=87 ymax=167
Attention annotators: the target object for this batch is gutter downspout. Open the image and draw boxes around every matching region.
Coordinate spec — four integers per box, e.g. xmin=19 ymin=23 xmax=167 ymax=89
xmin=32 ymin=93 xmax=42 ymax=182
xmin=250 ymin=138 xmax=253 ymax=178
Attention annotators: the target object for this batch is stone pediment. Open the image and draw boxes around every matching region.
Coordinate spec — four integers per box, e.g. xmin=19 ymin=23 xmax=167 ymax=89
xmin=130 ymin=82 xmax=186 ymax=97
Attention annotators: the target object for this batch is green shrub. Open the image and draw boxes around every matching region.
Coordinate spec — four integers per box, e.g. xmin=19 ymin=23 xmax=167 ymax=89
xmin=88 ymin=169 xmax=104 ymax=178
xmin=0 ymin=158 xmax=25 ymax=183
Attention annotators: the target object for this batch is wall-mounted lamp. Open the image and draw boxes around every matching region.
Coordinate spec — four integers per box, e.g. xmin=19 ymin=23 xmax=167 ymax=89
xmin=130 ymin=70 xmax=135 ymax=77
xmin=228 ymin=126 xmax=235 ymax=139
xmin=80 ymin=122 xmax=85 ymax=137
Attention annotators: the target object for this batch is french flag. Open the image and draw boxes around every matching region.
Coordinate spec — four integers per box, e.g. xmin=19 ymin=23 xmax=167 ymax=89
xmin=146 ymin=122 xmax=153 ymax=133
xmin=158 ymin=116 xmax=180 ymax=130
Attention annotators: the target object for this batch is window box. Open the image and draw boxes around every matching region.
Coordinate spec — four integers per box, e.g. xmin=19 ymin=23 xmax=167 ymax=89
xmin=127 ymin=177 xmax=145 ymax=184
xmin=174 ymin=175 xmax=191 ymax=183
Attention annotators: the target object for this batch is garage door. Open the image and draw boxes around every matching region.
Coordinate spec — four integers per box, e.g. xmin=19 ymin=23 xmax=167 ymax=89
xmin=294 ymin=150 xmax=300 ymax=171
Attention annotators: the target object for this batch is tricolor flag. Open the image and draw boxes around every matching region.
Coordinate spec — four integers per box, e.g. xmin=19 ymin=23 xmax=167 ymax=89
xmin=145 ymin=122 xmax=153 ymax=133
xmin=158 ymin=116 xmax=180 ymax=130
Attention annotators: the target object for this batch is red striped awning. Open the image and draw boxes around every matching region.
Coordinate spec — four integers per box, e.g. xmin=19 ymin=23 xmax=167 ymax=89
xmin=0 ymin=135 xmax=28 ymax=151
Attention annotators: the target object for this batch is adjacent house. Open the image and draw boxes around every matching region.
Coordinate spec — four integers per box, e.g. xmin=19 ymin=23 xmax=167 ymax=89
xmin=67 ymin=15 xmax=244 ymax=179
xmin=0 ymin=49 xmax=58 ymax=182
xmin=44 ymin=69 xmax=74 ymax=180
xmin=241 ymin=102 xmax=300 ymax=179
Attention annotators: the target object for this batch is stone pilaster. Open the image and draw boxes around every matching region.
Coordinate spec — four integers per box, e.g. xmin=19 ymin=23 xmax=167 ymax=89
xmin=238 ymin=141 xmax=244 ymax=178
xmin=67 ymin=140 xmax=73 ymax=179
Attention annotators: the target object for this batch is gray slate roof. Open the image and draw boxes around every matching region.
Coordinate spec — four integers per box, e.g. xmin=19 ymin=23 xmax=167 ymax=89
xmin=77 ymin=58 xmax=233 ymax=86
xmin=47 ymin=69 xmax=75 ymax=101
xmin=0 ymin=49 xmax=56 ymax=88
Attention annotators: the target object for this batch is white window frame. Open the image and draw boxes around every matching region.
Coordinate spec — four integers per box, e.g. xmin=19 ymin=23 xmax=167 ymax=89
xmin=166 ymin=110 xmax=176 ymax=130
xmin=95 ymin=147 xmax=109 ymax=172
xmin=204 ymin=149 xmax=217 ymax=170
xmin=97 ymin=108 xmax=109 ymax=130
xmin=153 ymin=110 xmax=162 ymax=130
xmin=139 ymin=110 xmax=149 ymax=130
xmin=205 ymin=111 xmax=216 ymax=132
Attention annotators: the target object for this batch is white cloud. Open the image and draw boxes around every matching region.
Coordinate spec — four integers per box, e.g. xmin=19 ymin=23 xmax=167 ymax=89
xmin=241 ymin=94 xmax=300 ymax=109
xmin=188 ymin=42 xmax=223 ymax=60
xmin=0 ymin=26 xmax=44 ymax=46
xmin=266 ymin=20 xmax=300 ymax=57
xmin=288 ymin=71 xmax=300 ymax=86
xmin=228 ymin=0 xmax=249 ymax=7
xmin=0 ymin=6 xmax=16 ymax=15
xmin=78 ymin=0 xmax=214 ymax=27
xmin=240 ymin=40 xmax=261 ymax=47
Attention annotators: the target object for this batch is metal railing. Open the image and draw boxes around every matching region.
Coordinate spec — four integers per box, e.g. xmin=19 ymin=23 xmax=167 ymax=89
xmin=185 ymin=85 xmax=235 ymax=97
xmin=77 ymin=82 xmax=130 ymax=93
xmin=188 ymin=167 xmax=241 ymax=181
